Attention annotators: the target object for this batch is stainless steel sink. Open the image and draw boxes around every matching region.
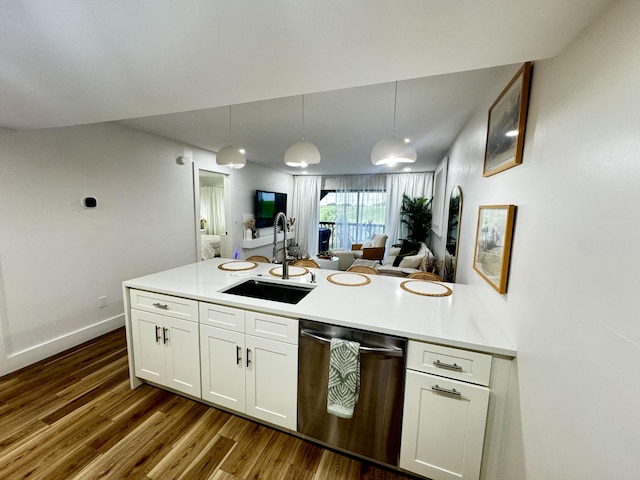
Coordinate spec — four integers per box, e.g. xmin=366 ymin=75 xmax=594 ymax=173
xmin=220 ymin=278 xmax=316 ymax=304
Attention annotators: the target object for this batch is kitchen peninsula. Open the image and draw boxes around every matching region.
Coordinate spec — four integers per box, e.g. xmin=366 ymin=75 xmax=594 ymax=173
xmin=123 ymin=258 xmax=516 ymax=480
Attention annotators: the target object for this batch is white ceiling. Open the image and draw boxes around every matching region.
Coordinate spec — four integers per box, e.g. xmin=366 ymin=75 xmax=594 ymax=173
xmin=0 ymin=0 xmax=611 ymax=174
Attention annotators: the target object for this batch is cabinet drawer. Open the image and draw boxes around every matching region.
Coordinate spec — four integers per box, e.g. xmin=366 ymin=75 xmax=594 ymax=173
xmin=199 ymin=302 xmax=245 ymax=332
xmin=129 ymin=289 xmax=198 ymax=322
xmin=407 ymin=341 xmax=492 ymax=387
xmin=245 ymin=311 xmax=298 ymax=345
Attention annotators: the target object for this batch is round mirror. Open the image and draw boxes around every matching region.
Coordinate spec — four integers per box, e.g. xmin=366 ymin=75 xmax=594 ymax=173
xmin=443 ymin=186 xmax=462 ymax=282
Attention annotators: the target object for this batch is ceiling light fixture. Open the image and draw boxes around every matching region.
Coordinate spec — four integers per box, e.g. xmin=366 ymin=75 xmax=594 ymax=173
xmin=371 ymin=82 xmax=417 ymax=166
xmin=284 ymin=95 xmax=321 ymax=168
xmin=216 ymin=105 xmax=246 ymax=169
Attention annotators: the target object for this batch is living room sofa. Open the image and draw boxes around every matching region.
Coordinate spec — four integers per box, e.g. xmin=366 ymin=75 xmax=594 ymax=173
xmin=351 ymin=242 xmax=437 ymax=278
xmin=329 ymin=234 xmax=388 ymax=271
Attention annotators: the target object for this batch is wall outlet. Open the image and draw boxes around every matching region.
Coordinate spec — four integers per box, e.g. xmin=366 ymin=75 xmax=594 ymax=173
xmin=98 ymin=296 xmax=107 ymax=308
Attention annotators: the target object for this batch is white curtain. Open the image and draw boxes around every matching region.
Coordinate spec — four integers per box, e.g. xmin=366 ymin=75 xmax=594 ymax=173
xmin=384 ymin=172 xmax=434 ymax=248
xmin=332 ymin=175 xmax=387 ymax=250
xmin=200 ymin=186 xmax=225 ymax=234
xmin=292 ymin=176 xmax=321 ymax=257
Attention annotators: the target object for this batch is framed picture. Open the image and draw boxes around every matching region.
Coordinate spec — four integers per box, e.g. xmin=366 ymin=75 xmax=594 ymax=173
xmin=473 ymin=205 xmax=516 ymax=294
xmin=483 ymin=62 xmax=532 ymax=177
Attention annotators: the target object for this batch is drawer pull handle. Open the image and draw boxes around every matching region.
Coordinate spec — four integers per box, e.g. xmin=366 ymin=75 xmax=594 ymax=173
xmin=162 ymin=327 xmax=168 ymax=344
xmin=236 ymin=346 xmax=242 ymax=365
xmin=246 ymin=348 xmax=251 ymax=367
xmin=152 ymin=302 xmax=169 ymax=310
xmin=433 ymin=360 xmax=463 ymax=372
xmin=432 ymin=385 xmax=462 ymax=397
xmin=155 ymin=325 xmax=161 ymax=343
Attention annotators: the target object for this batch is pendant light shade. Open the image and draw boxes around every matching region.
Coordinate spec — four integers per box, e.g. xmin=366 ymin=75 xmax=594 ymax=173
xmin=217 ymin=106 xmax=246 ymax=169
xmin=371 ymin=81 xmax=417 ymax=166
xmin=371 ymin=136 xmax=417 ymax=165
xmin=216 ymin=145 xmax=246 ymax=169
xmin=285 ymin=96 xmax=320 ymax=168
xmin=284 ymin=141 xmax=321 ymax=168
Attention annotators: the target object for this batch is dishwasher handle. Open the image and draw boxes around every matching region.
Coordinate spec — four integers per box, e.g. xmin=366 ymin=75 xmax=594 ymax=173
xmin=300 ymin=329 xmax=404 ymax=357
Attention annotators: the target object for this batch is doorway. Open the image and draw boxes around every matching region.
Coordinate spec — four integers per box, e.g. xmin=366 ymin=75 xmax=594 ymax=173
xmin=193 ymin=166 xmax=232 ymax=261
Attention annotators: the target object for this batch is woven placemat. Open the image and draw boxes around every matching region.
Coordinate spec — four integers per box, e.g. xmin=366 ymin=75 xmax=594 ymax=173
xmin=268 ymin=266 xmax=309 ymax=277
xmin=400 ymin=280 xmax=452 ymax=297
xmin=327 ymin=272 xmax=371 ymax=286
xmin=218 ymin=261 xmax=258 ymax=271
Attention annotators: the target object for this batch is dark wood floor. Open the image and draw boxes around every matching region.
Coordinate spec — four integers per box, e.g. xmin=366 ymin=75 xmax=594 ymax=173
xmin=0 ymin=328 xmax=417 ymax=479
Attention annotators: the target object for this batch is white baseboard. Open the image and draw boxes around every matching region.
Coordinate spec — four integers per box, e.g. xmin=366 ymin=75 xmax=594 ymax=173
xmin=0 ymin=314 xmax=125 ymax=376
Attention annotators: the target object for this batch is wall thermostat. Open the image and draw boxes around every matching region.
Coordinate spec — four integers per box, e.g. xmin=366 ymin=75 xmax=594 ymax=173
xmin=82 ymin=197 xmax=98 ymax=208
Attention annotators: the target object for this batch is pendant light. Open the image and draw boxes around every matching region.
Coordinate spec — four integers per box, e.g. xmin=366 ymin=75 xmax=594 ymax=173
xmin=371 ymin=81 xmax=417 ymax=166
xmin=284 ymin=95 xmax=321 ymax=168
xmin=216 ymin=105 xmax=246 ymax=169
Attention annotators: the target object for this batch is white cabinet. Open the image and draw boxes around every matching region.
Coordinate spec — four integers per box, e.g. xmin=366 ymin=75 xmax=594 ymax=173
xmin=199 ymin=303 xmax=298 ymax=430
xmin=130 ymin=308 xmax=201 ymax=397
xmin=400 ymin=341 xmax=491 ymax=480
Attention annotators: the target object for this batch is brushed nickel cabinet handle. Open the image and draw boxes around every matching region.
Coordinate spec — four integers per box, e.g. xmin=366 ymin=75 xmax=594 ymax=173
xmin=246 ymin=348 xmax=251 ymax=367
xmin=236 ymin=346 xmax=242 ymax=365
xmin=152 ymin=302 xmax=169 ymax=310
xmin=432 ymin=385 xmax=462 ymax=397
xmin=162 ymin=327 xmax=168 ymax=344
xmin=433 ymin=359 xmax=463 ymax=372
xmin=155 ymin=325 xmax=161 ymax=343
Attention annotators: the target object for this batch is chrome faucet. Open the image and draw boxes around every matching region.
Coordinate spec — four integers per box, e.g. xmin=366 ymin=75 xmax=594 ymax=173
xmin=272 ymin=212 xmax=289 ymax=279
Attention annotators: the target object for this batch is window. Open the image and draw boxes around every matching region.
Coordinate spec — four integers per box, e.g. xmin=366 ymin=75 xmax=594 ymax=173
xmin=320 ymin=189 xmax=386 ymax=249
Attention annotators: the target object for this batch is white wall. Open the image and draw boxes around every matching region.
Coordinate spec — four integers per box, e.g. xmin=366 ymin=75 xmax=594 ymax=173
xmin=0 ymin=123 xmax=217 ymax=375
xmin=446 ymin=2 xmax=640 ymax=478
xmin=230 ymin=162 xmax=294 ymax=260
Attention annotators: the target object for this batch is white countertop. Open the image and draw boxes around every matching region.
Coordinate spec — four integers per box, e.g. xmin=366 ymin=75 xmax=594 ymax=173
xmin=123 ymin=258 xmax=516 ymax=357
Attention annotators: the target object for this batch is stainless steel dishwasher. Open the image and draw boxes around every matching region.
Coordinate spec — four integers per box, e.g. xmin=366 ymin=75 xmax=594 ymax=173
xmin=297 ymin=319 xmax=407 ymax=466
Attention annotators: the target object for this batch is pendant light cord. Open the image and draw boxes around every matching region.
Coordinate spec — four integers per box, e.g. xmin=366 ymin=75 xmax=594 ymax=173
xmin=392 ymin=81 xmax=398 ymax=138
xmin=301 ymin=95 xmax=305 ymax=141
xmin=228 ymin=105 xmax=233 ymax=145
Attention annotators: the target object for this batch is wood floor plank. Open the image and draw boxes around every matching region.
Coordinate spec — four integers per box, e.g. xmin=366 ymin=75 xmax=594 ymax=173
xmin=40 ymin=366 xmax=129 ymax=425
xmin=0 ymin=394 xmax=67 ymax=443
xmin=217 ymin=418 xmax=277 ymax=478
xmin=88 ymin=388 xmax=174 ymax=452
xmin=147 ymin=408 xmax=231 ymax=480
xmin=0 ymin=405 xmax=111 ymax=479
xmin=71 ymin=410 xmax=177 ymax=480
xmin=56 ymin=354 xmax=129 ymax=400
xmin=97 ymin=382 xmax=161 ymax=421
xmin=28 ymin=445 xmax=101 ymax=480
xmin=0 ymin=328 xmax=418 ymax=480
xmin=177 ymin=434 xmax=236 ymax=480
xmin=0 ymin=418 xmax=48 ymax=455
xmin=245 ymin=429 xmax=300 ymax=480
xmin=211 ymin=471 xmax=243 ymax=480
xmin=278 ymin=438 xmax=324 ymax=480
xmin=313 ymin=450 xmax=363 ymax=479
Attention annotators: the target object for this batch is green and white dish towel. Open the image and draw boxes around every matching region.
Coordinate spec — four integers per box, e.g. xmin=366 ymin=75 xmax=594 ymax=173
xmin=327 ymin=338 xmax=361 ymax=419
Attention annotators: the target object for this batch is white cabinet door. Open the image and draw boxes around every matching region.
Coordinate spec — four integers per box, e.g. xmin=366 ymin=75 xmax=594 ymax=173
xmin=245 ymin=334 xmax=298 ymax=430
xmin=131 ymin=310 xmax=167 ymax=385
xmin=200 ymin=324 xmax=246 ymax=412
xmin=164 ymin=316 xmax=201 ymax=397
xmin=131 ymin=309 xmax=200 ymax=397
xmin=400 ymin=370 xmax=490 ymax=480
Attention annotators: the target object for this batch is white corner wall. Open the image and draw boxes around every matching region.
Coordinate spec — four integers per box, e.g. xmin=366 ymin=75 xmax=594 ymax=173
xmin=230 ymin=162 xmax=294 ymax=260
xmin=446 ymin=2 xmax=640 ymax=478
xmin=0 ymin=123 xmax=217 ymax=375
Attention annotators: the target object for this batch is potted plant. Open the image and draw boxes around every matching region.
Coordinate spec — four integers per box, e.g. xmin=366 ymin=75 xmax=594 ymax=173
xmin=400 ymin=194 xmax=433 ymax=244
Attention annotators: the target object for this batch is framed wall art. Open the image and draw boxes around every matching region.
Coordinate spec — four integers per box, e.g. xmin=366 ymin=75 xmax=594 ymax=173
xmin=473 ymin=205 xmax=516 ymax=294
xmin=483 ymin=62 xmax=532 ymax=177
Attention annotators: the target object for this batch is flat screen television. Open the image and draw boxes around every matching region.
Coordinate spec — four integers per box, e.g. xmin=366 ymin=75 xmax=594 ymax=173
xmin=255 ymin=190 xmax=287 ymax=228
